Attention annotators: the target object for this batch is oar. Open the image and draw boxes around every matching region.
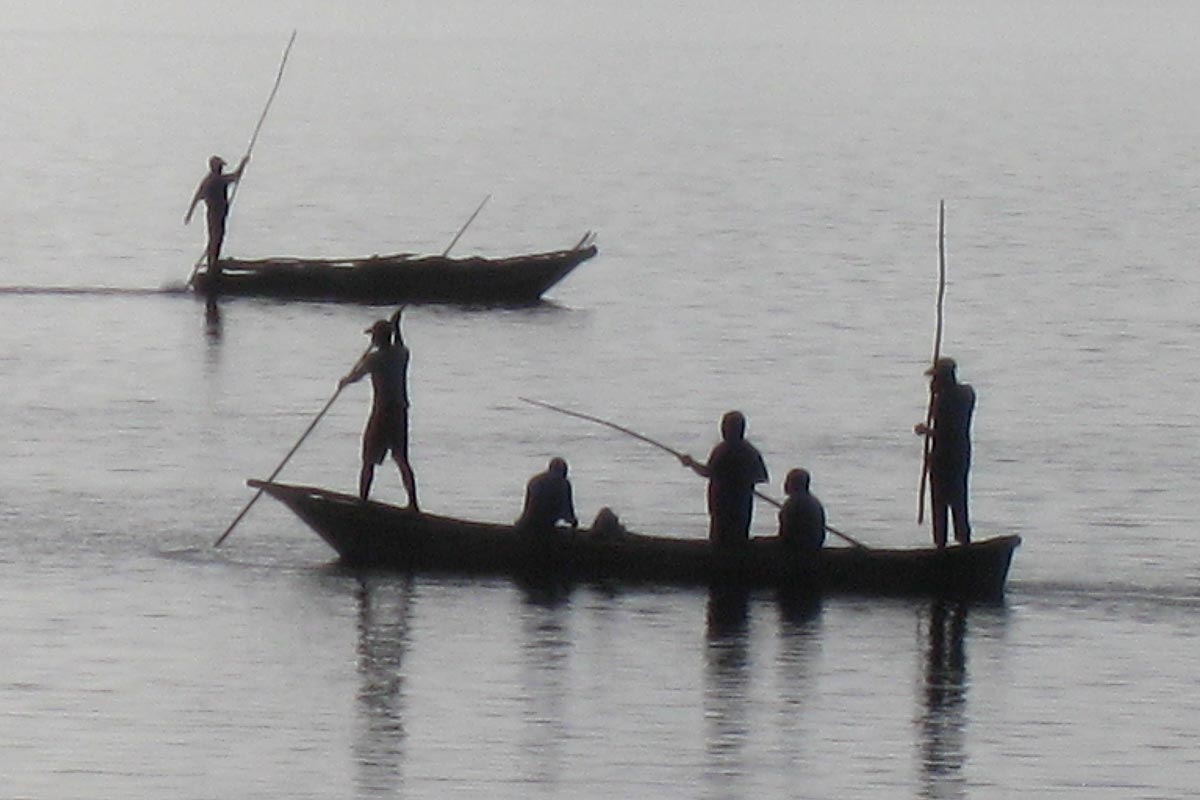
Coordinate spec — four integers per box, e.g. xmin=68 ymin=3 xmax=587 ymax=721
xmin=214 ymin=338 xmax=372 ymax=548
xmin=918 ymin=200 xmax=948 ymax=523
xmin=441 ymin=194 xmax=491 ymax=257
xmin=188 ymin=30 xmax=298 ymax=289
xmin=519 ymin=397 xmax=868 ymax=549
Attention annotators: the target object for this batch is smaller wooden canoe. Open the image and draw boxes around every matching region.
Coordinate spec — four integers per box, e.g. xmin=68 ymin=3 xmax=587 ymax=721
xmin=193 ymin=233 xmax=597 ymax=305
xmin=250 ymin=480 xmax=1021 ymax=600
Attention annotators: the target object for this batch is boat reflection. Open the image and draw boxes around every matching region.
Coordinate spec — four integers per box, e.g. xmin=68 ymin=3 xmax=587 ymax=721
xmin=918 ymin=598 xmax=968 ymax=800
xmin=353 ymin=575 xmax=413 ymax=797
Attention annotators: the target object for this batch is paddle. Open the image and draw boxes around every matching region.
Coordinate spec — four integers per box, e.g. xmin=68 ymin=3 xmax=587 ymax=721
xmin=441 ymin=194 xmax=491 ymax=257
xmin=918 ymin=200 xmax=948 ymax=523
xmin=187 ymin=30 xmax=298 ymax=289
xmin=519 ymin=397 xmax=868 ymax=549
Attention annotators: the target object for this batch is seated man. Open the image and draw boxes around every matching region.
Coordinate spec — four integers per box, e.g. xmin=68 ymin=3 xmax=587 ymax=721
xmin=515 ymin=457 xmax=579 ymax=535
xmin=777 ymin=468 xmax=826 ymax=552
xmin=590 ymin=506 xmax=626 ymax=539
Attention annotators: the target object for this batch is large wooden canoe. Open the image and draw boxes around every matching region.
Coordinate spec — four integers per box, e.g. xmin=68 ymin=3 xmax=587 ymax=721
xmin=193 ymin=233 xmax=597 ymax=305
xmin=250 ymin=480 xmax=1021 ymax=600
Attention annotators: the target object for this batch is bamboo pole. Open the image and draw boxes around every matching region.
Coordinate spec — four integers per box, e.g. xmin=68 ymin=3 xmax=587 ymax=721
xmin=918 ymin=200 xmax=948 ymax=523
xmin=441 ymin=194 xmax=491 ymax=257
xmin=188 ymin=31 xmax=298 ymax=288
xmin=214 ymin=335 xmax=377 ymax=548
xmin=519 ymin=397 xmax=868 ymax=549
xmin=213 ymin=383 xmax=345 ymax=547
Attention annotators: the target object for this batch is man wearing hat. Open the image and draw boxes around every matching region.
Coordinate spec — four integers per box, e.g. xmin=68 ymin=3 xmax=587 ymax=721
xmin=339 ymin=309 xmax=418 ymax=509
xmin=915 ymin=357 xmax=976 ymax=547
xmin=185 ymin=154 xmax=249 ymax=306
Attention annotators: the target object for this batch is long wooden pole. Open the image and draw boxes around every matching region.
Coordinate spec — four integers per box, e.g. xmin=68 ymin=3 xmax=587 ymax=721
xmin=441 ymin=194 xmax=491 ymax=257
xmin=918 ymin=200 xmax=948 ymax=522
xmin=519 ymin=397 xmax=868 ymax=549
xmin=188 ymin=30 xmax=298 ymax=288
xmin=213 ymin=382 xmax=346 ymax=547
xmin=213 ymin=335 xmax=367 ymax=546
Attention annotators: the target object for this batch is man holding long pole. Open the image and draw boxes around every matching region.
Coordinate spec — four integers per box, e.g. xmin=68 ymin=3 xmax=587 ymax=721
xmin=914 ymin=356 xmax=975 ymax=547
xmin=185 ymin=154 xmax=248 ymax=308
xmin=339 ymin=309 xmax=419 ymax=509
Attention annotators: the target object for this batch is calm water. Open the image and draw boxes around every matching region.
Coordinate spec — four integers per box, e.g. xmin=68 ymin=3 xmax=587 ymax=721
xmin=3 ymin=2 xmax=1200 ymax=797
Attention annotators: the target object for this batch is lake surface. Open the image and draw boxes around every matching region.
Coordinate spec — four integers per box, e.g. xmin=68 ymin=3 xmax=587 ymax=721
xmin=2 ymin=2 xmax=1199 ymax=797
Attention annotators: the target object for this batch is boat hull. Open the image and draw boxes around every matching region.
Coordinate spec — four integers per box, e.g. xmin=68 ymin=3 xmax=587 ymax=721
xmin=193 ymin=243 xmax=598 ymax=305
xmin=251 ymin=481 xmax=1021 ymax=600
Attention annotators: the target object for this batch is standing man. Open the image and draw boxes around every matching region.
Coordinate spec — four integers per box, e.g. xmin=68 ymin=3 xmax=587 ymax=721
xmin=339 ymin=309 xmax=418 ymax=509
xmin=515 ymin=457 xmax=579 ymax=536
xmin=185 ymin=154 xmax=248 ymax=306
xmin=915 ymin=356 xmax=976 ymax=547
xmin=681 ymin=411 xmax=769 ymax=548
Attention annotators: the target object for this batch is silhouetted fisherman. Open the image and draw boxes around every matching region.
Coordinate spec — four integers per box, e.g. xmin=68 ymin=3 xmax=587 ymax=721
xmin=185 ymin=154 xmax=248 ymax=307
xmin=680 ymin=411 xmax=769 ymax=548
xmin=915 ymin=356 xmax=975 ymax=547
xmin=777 ymin=467 xmax=826 ymax=552
xmin=339 ymin=311 xmax=418 ymax=509
xmin=516 ymin=457 xmax=578 ymax=535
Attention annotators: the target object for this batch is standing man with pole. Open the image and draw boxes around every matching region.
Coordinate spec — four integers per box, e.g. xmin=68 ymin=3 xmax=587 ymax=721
xmin=339 ymin=308 xmax=419 ymax=509
xmin=185 ymin=154 xmax=248 ymax=308
xmin=184 ymin=30 xmax=297 ymax=305
xmin=680 ymin=411 xmax=769 ymax=550
xmin=914 ymin=357 xmax=975 ymax=547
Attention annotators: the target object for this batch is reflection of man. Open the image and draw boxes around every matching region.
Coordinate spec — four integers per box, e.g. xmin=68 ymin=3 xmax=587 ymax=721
xmin=680 ymin=411 xmax=769 ymax=548
xmin=915 ymin=357 xmax=975 ymax=547
xmin=516 ymin=457 xmax=578 ymax=535
xmin=185 ymin=154 xmax=248 ymax=305
xmin=339 ymin=312 xmax=418 ymax=508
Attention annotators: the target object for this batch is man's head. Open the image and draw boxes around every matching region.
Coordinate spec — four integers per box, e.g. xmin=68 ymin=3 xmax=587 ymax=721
xmin=784 ymin=468 xmax=811 ymax=495
xmin=365 ymin=319 xmax=392 ymax=347
xmin=548 ymin=457 xmax=569 ymax=478
xmin=209 ymin=155 xmax=226 ymax=173
xmin=720 ymin=410 xmax=746 ymax=442
xmin=925 ymin=356 xmax=957 ymax=381
xmin=926 ymin=357 xmax=960 ymax=390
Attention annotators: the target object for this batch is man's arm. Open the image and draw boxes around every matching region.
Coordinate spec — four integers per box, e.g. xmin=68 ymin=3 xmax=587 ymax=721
xmin=561 ymin=482 xmax=578 ymax=528
xmin=338 ymin=351 xmax=374 ymax=389
xmin=229 ymin=155 xmax=249 ymax=181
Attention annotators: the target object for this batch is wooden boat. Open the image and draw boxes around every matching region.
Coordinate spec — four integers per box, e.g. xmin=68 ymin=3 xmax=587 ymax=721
xmin=192 ymin=233 xmax=597 ymax=305
xmin=250 ymin=480 xmax=1021 ymax=600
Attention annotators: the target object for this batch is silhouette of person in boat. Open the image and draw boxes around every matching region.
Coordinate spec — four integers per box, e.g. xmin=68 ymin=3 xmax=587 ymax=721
xmin=185 ymin=154 xmax=248 ymax=308
xmin=339 ymin=310 xmax=418 ymax=509
xmin=680 ymin=411 xmax=768 ymax=549
xmin=777 ymin=467 xmax=826 ymax=552
xmin=915 ymin=356 xmax=975 ymax=547
xmin=516 ymin=457 xmax=578 ymax=535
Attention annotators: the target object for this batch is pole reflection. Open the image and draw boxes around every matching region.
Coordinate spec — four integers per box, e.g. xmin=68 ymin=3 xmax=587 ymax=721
xmin=353 ymin=575 xmax=413 ymax=798
xmin=918 ymin=598 xmax=968 ymax=800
